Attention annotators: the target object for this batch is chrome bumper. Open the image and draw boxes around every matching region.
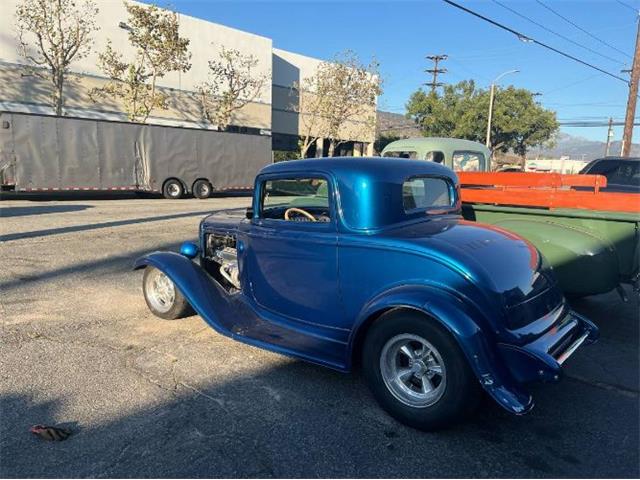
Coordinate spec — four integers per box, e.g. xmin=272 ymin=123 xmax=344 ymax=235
xmin=557 ymin=330 xmax=590 ymax=365
xmin=498 ymin=310 xmax=599 ymax=383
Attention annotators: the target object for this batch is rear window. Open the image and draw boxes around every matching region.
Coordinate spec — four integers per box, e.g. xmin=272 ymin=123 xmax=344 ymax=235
xmin=403 ymin=176 xmax=453 ymax=211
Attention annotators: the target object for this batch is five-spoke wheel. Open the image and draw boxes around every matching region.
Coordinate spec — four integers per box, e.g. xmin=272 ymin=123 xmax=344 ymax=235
xmin=362 ymin=310 xmax=481 ymax=430
xmin=380 ymin=334 xmax=446 ymax=408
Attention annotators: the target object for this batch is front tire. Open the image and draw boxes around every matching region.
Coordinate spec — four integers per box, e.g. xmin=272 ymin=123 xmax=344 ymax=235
xmin=142 ymin=267 xmax=192 ymax=320
xmin=362 ymin=310 xmax=481 ymax=431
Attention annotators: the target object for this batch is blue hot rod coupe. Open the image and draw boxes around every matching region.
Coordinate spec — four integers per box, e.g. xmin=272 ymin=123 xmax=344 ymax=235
xmin=135 ymin=157 xmax=598 ymax=430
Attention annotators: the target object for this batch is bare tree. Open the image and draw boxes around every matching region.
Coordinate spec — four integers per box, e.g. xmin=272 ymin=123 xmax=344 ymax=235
xmin=15 ymin=0 xmax=99 ymax=116
xmin=293 ymin=50 xmax=381 ymax=158
xmin=91 ymin=2 xmax=191 ymax=123
xmin=196 ymin=46 xmax=268 ymax=130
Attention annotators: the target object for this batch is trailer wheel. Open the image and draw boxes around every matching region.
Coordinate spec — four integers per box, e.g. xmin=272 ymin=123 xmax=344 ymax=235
xmin=192 ymin=179 xmax=212 ymax=199
xmin=163 ymin=179 xmax=184 ymax=199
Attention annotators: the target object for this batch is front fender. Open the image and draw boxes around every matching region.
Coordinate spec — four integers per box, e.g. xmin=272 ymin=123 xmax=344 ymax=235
xmin=350 ymin=284 xmax=533 ymax=415
xmin=134 ymin=252 xmax=238 ymax=337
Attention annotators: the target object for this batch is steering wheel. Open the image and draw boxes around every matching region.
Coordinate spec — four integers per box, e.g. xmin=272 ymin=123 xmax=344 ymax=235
xmin=284 ymin=207 xmax=316 ymax=222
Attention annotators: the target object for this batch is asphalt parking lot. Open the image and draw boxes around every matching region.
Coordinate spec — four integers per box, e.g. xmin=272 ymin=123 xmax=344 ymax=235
xmin=1 ymin=196 xmax=638 ymax=478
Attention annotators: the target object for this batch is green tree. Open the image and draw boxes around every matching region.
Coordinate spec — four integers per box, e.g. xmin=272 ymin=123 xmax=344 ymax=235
xmin=374 ymin=133 xmax=402 ymax=154
xmin=197 ymin=46 xmax=268 ymax=130
xmin=15 ymin=0 xmax=100 ymax=116
xmin=91 ymin=2 xmax=191 ymax=123
xmin=294 ymin=50 xmax=382 ymax=158
xmin=406 ymin=80 xmax=558 ymax=156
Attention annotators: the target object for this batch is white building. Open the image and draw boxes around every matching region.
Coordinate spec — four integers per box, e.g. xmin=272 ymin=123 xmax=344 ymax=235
xmin=0 ymin=0 xmax=376 ymax=155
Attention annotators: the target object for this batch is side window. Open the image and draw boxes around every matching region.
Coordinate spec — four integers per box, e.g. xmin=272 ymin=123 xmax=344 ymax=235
xmin=261 ymin=177 xmax=331 ymax=222
xmin=383 ymin=150 xmax=418 ymax=159
xmin=606 ymin=162 xmax=640 ymax=186
xmin=425 ymin=151 xmax=445 ymax=163
xmin=403 ymin=176 xmax=453 ymax=211
xmin=452 ymin=151 xmax=486 ymax=171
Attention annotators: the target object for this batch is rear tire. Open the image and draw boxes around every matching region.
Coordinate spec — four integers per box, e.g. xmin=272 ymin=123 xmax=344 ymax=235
xmin=142 ymin=267 xmax=193 ymax=320
xmin=362 ymin=309 xmax=481 ymax=431
xmin=192 ymin=179 xmax=212 ymax=199
xmin=162 ymin=179 xmax=184 ymax=199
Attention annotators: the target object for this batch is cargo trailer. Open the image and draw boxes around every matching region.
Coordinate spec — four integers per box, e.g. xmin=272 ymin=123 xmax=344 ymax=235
xmin=0 ymin=111 xmax=271 ymax=199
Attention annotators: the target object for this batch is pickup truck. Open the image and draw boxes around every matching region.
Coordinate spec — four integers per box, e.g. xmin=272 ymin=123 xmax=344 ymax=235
xmin=579 ymin=157 xmax=640 ymax=193
xmin=459 ymin=171 xmax=640 ymax=298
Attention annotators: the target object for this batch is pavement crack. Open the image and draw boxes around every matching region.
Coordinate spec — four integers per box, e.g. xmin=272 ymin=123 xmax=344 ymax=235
xmin=8 ymin=328 xmax=129 ymax=354
xmin=565 ymin=374 xmax=639 ymax=398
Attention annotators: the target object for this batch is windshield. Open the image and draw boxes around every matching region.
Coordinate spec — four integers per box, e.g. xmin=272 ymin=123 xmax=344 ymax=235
xmin=262 ymin=178 xmax=330 ymax=213
xmin=383 ymin=150 xmax=418 ymax=159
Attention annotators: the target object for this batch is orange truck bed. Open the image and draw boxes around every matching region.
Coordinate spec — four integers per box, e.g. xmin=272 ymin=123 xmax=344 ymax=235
xmin=458 ymin=172 xmax=639 ymax=213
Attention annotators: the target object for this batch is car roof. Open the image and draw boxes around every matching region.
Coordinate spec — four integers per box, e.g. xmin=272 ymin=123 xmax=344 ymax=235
xmin=591 ymin=157 xmax=640 ymax=163
xmin=260 ymin=157 xmax=459 ymax=231
xmin=380 ymin=137 xmax=491 ymax=156
xmin=260 ymin=156 xmax=458 ymax=184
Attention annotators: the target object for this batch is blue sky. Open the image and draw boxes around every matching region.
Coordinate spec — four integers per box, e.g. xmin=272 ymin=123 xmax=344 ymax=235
xmin=166 ymin=0 xmax=638 ymax=142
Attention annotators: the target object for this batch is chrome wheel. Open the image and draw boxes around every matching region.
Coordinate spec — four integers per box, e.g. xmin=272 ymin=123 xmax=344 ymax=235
xmin=198 ymin=184 xmax=210 ymax=197
xmin=380 ymin=333 xmax=446 ymax=408
xmin=144 ymin=268 xmax=176 ymax=313
xmin=167 ymin=183 xmax=181 ymax=197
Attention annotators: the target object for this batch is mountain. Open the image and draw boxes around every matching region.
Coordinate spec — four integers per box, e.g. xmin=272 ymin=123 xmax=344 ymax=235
xmin=376 ymin=111 xmax=421 ymax=138
xmin=375 ymin=111 xmax=640 ymax=160
xmin=528 ymin=132 xmax=640 ymax=160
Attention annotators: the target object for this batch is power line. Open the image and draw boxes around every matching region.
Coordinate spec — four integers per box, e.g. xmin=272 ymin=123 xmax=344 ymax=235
xmin=447 ymin=57 xmax=492 ymax=83
xmin=541 ymin=73 xmax=604 ymax=95
xmin=546 ymin=102 xmax=627 ymax=107
xmin=441 ymin=0 xmax=630 ymax=84
xmin=560 ymin=121 xmax=640 ymax=127
xmin=535 ymin=0 xmax=632 ymax=59
xmin=616 ymin=0 xmax=639 ymax=13
xmin=491 ymin=0 xmax=625 ymax=64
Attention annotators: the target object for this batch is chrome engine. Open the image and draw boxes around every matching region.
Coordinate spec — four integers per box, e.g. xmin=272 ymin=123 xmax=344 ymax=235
xmin=215 ymin=246 xmax=240 ymax=289
xmin=206 ymin=234 xmax=241 ymax=290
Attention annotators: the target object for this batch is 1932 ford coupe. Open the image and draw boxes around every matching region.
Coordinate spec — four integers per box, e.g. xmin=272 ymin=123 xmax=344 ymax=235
xmin=135 ymin=157 xmax=598 ymax=430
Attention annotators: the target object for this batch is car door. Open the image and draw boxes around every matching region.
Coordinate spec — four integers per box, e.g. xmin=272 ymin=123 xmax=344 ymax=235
xmin=244 ymin=173 xmax=345 ymax=331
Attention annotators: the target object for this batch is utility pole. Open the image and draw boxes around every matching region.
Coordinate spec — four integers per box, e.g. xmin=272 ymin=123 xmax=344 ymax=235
xmin=622 ymin=17 xmax=640 ymax=157
xmin=605 ymin=117 xmax=614 ymax=156
xmin=425 ymin=55 xmax=447 ymax=93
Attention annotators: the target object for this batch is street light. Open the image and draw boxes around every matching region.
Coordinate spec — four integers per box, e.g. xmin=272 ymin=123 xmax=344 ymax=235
xmin=486 ymin=69 xmax=519 ymax=148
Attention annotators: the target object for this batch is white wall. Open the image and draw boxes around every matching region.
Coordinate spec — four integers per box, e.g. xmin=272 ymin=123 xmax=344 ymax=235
xmin=272 ymin=48 xmax=322 ymax=88
xmin=0 ymin=0 xmax=273 ymax=104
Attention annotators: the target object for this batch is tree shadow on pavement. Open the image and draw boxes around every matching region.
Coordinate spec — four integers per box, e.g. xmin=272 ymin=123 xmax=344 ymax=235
xmin=0 ymin=240 xmax=190 ymax=293
xmin=0 ymin=211 xmax=214 ymax=243
xmin=0 ymin=205 xmax=93 ymax=218
xmin=1 ymin=351 xmax=638 ymax=478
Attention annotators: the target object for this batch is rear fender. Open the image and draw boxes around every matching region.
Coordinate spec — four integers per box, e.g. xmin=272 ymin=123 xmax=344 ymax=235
xmin=351 ymin=285 xmax=533 ymax=414
xmin=493 ymin=219 xmax=619 ymax=296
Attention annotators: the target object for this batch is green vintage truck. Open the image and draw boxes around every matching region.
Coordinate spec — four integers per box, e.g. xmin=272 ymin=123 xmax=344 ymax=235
xmin=458 ymin=172 xmax=639 ymax=299
xmin=380 ymin=137 xmax=638 ymax=298
xmin=381 ymin=137 xmax=492 ymax=172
